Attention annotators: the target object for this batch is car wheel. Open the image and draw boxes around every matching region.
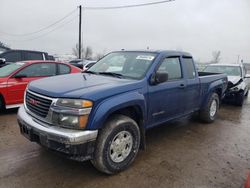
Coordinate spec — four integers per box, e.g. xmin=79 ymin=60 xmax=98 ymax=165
xmin=91 ymin=114 xmax=140 ymax=174
xmin=199 ymin=93 xmax=219 ymax=123
xmin=235 ymin=91 xmax=244 ymax=106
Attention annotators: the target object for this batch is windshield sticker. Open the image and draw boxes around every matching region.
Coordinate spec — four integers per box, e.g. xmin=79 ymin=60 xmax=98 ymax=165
xmin=136 ymin=55 xmax=155 ymax=61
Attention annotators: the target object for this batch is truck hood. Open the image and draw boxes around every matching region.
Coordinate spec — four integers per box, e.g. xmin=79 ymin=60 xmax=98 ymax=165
xmin=28 ymin=73 xmax=142 ymax=101
xmin=227 ymin=76 xmax=242 ymax=85
xmin=227 ymin=76 xmax=243 ymax=89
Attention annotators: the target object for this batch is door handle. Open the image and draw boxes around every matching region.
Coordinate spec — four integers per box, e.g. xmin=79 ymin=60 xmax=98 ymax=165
xmin=179 ymin=83 xmax=185 ymax=89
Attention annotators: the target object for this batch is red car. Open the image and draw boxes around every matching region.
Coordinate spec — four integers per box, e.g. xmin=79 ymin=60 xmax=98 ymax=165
xmin=0 ymin=60 xmax=81 ymax=109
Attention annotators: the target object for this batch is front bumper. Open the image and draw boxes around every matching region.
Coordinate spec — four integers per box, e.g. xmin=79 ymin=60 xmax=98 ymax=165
xmin=225 ymin=91 xmax=238 ymax=98
xmin=224 ymin=89 xmax=241 ymax=99
xmin=17 ymin=106 xmax=98 ymax=161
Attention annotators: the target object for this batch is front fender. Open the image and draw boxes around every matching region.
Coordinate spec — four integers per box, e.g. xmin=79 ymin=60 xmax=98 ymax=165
xmin=227 ymin=80 xmax=247 ymax=95
xmin=87 ymin=91 xmax=146 ymax=130
xmin=238 ymin=81 xmax=247 ymax=92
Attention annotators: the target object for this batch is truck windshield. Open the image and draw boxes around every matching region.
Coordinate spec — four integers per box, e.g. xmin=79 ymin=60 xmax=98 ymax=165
xmin=0 ymin=62 xmax=24 ymax=77
xmin=88 ymin=52 xmax=157 ymax=79
xmin=204 ymin=65 xmax=241 ymax=77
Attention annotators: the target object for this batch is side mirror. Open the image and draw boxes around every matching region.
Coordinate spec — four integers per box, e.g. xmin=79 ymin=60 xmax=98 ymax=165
xmin=14 ymin=74 xmax=27 ymax=79
xmin=0 ymin=58 xmax=6 ymax=64
xmin=150 ymin=72 xmax=168 ymax=85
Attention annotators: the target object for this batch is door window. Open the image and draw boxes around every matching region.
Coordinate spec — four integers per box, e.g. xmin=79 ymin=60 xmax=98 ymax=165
xmin=58 ymin=64 xmax=71 ymax=75
xmin=183 ymin=57 xmax=196 ymax=79
xmin=157 ymin=57 xmax=182 ymax=81
xmin=15 ymin=63 xmax=56 ymax=77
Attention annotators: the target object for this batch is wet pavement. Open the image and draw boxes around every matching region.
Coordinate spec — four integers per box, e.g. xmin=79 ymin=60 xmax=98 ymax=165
xmin=0 ymin=98 xmax=250 ymax=188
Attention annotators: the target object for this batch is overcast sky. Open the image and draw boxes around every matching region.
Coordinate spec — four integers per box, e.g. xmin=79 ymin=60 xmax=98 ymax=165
xmin=0 ymin=0 xmax=250 ymax=62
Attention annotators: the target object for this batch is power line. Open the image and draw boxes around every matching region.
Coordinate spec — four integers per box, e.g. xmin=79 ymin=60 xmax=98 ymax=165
xmin=84 ymin=0 xmax=175 ymax=10
xmin=2 ymin=16 xmax=77 ymax=42
xmin=23 ymin=16 xmax=77 ymax=41
xmin=0 ymin=8 xmax=77 ymax=37
xmin=1 ymin=0 xmax=176 ymax=43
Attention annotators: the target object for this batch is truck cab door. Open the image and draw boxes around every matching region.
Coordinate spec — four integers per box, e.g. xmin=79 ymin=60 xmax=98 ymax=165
xmin=147 ymin=56 xmax=185 ymax=127
xmin=181 ymin=56 xmax=200 ymax=114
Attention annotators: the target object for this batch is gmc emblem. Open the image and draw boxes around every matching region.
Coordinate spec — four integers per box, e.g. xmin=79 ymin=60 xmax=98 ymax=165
xmin=29 ymin=98 xmax=40 ymax=106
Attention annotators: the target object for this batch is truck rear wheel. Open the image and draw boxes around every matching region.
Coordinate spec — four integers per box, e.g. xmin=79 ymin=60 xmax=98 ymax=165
xmin=91 ymin=114 xmax=140 ymax=174
xmin=199 ymin=93 xmax=219 ymax=123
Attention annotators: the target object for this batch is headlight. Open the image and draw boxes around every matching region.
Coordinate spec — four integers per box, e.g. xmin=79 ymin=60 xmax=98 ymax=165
xmin=52 ymin=113 xmax=89 ymax=129
xmin=52 ymin=99 xmax=93 ymax=129
xmin=56 ymin=99 xmax=93 ymax=108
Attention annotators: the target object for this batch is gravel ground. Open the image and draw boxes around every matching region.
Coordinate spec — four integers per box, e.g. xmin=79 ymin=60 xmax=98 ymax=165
xmin=0 ymin=98 xmax=250 ymax=188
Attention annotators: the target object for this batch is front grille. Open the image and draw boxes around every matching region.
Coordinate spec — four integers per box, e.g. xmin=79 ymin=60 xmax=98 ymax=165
xmin=25 ymin=91 xmax=52 ymax=118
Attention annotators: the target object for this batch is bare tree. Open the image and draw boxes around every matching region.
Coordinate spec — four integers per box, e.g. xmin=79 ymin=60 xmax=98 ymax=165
xmin=72 ymin=44 xmax=93 ymax=60
xmin=95 ymin=52 xmax=105 ymax=60
xmin=72 ymin=43 xmax=81 ymax=58
xmin=211 ymin=51 xmax=221 ymax=64
xmin=83 ymin=46 xmax=93 ymax=60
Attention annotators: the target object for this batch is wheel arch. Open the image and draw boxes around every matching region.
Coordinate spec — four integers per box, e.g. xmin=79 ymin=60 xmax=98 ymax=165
xmin=89 ymin=92 xmax=147 ymax=149
xmin=105 ymin=105 xmax=146 ymax=149
xmin=201 ymin=80 xmax=223 ymax=110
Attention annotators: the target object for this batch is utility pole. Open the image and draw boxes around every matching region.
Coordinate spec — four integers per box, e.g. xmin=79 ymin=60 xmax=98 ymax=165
xmin=78 ymin=5 xmax=82 ymax=59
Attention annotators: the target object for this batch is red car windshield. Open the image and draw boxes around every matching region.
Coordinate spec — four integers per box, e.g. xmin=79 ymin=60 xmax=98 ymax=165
xmin=0 ymin=62 xmax=25 ymax=77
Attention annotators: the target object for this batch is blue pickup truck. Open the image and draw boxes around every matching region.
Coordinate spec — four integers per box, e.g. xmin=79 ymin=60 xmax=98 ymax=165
xmin=17 ymin=50 xmax=228 ymax=174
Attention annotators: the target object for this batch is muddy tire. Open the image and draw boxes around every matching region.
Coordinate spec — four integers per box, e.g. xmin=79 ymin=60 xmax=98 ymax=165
xmin=235 ymin=91 xmax=244 ymax=106
xmin=199 ymin=93 xmax=219 ymax=123
xmin=91 ymin=114 xmax=140 ymax=174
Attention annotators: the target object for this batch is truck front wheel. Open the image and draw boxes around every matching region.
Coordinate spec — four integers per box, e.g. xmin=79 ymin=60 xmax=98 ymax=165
xmin=199 ymin=93 xmax=219 ymax=123
xmin=92 ymin=114 xmax=140 ymax=174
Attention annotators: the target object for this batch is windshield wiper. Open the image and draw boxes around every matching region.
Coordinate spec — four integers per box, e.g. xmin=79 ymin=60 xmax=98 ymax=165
xmin=84 ymin=70 xmax=98 ymax=74
xmin=98 ymin=72 xmax=124 ymax=78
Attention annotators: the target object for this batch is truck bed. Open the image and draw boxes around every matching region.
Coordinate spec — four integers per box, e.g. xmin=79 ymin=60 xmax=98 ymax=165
xmin=198 ymin=71 xmax=227 ymax=85
xmin=198 ymin=72 xmax=227 ymax=105
xmin=198 ymin=71 xmax=222 ymax=77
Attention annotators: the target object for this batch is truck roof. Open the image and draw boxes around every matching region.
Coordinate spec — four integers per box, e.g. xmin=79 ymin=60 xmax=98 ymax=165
xmin=115 ymin=50 xmax=192 ymax=57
